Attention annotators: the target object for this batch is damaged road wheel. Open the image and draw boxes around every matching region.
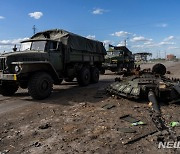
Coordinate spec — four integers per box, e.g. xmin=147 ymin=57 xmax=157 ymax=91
xmin=28 ymin=72 xmax=53 ymax=100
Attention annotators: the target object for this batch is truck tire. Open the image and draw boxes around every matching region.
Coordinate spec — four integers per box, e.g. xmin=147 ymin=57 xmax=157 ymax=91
xmin=0 ymin=84 xmax=19 ymax=96
xmin=28 ymin=72 xmax=53 ymax=100
xmin=77 ymin=67 xmax=90 ymax=86
xmin=65 ymin=77 xmax=74 ymax=82
xmin=91 ymin=67 xmax=99 ymax=83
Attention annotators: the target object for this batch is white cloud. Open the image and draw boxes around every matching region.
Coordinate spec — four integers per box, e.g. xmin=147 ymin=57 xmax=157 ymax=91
xmin=163 ymin=36 xmax=175 ymax=41
xmin=156 ymin=23 xmax=168 ymax=28
xmin=144 ymin=41 xmax=153 ymax=45
xmin=111 ymin=31 xmax=131 ymax=37
xmin=117 ymin=41 xmax=125 ymax=47
xmin=0 ymin=38 xmax=29 ymax=52
xmin=28 ymin=12 xmax=43 ymax=19
xmin=168 ymin=46 xmax=180 ymax=50
xmin=92 ymin=8 xmax=107 ymax=15
xmin=0 ymin=16 xmax=5 ymax=19
xmin=159 ymin=41 xmax=175 ymax=45
xmin=132 ymin=45 xmax=145 ymax=48
xmin=130 ymin=36 xmax=152 ymax=42
xmin=0 ymin=38 xmax=28 ymax=46
xmin=86 ymin=35 xmax=96 ymax=40
xmin=103 ymin=40 xmax=113 ymax=45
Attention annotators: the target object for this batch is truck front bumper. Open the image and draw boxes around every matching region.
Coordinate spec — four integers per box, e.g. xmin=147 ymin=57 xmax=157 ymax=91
xmin=103 ymin=63 xmax=117 ymax=68
xmin=0 ymin=72 xmax=17 ymax=81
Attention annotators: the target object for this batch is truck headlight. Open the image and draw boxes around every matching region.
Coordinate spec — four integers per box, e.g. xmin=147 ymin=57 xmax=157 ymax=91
xmin=15 ymin=65 xmax=21 ymax=73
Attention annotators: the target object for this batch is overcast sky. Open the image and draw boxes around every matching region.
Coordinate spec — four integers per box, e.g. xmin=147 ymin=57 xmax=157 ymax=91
xmin=0 ymin=0 xmax=180 ymax=58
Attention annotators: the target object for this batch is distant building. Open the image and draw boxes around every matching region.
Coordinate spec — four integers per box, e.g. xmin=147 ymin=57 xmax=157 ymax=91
xmin=167 ymin=54 xmax=176 ymax=61
xmin=134 ymin=52 xmax=152 ymax=62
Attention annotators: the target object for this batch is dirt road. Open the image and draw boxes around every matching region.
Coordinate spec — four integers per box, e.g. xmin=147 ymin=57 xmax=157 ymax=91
xmin=0 ymin=62 xmax=180 ymax=154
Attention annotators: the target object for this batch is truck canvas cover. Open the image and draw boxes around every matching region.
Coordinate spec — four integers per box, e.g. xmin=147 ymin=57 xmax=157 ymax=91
xmin=31 ymin=29 xmax=106 ymax=54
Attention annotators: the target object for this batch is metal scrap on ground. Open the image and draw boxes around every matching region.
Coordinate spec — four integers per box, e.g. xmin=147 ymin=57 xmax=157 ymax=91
xmin=106 ymin=63 xmax=180 ymax=144
xmin=107 ymin=63 xmax=180 ymax=103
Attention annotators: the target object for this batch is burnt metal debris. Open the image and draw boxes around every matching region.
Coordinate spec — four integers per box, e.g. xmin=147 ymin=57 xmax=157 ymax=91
xmin=107 ymin=63 xmax=180 ymax=143
xmin=107 ymin=63 xmax=180 ymax=103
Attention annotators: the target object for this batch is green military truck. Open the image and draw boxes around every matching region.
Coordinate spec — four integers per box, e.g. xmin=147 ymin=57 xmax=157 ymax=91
xmin=0 ymin=29 xmax=106 ymax=99
xmin=101 ymin=45 xmax=134 ymax=74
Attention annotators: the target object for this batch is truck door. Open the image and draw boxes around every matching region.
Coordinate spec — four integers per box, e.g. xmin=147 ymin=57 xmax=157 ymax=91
xmin=48 ymin=41 xmax=63 ymax=72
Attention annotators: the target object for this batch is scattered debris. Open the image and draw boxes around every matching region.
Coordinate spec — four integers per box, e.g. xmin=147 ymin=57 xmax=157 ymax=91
xmin=124 ymin=130 xmax=158 ymax=145
xmin=102 ymin=104 xmax=116 ymax=110
xmin=107 ymin=63 xmax=180 ymax=102
xmin=117 ymin=127 xmax=136 ymax=133
xmin=166 ymin=71 xmax=171 ymax=74
xmin=170 ymin=121 xmax=180 ymax=127
xmin=107 ymin=64 xmax=180 ymax=146
xmin=0 ymin=150 xmax=10 ymax=154
xmin=148 ymin=89 xmax=178 ymax=142
xmin=38 ymin=123 xmax=51 ymax=130
xmin=120 ymin=115 xmax=139 ymax=123
xmin=131 ymin=121 xmax=146 ymax=126
xmin=33 ymin=141 xmax=42 ymax=147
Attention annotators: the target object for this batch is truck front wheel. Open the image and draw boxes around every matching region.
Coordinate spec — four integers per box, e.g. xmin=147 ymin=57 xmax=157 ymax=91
xmin=77 ymin=67 xmax=90 ymax=86
xmin=28 ymin=72 xmax=53 ymax=100
xmin=91 ymin=67 xmax=99 ymax=83
xmin=0 ymin=83 xmax=19 ymax=96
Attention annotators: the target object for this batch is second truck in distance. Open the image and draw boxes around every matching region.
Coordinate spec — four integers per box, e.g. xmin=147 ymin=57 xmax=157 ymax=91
xmin=101 ymin=45 xmax=134 ymax=74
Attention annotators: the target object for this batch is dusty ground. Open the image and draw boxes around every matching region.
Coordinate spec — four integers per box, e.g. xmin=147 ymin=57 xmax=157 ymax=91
xmin=0 ymin=61 xmax=180 ymax=154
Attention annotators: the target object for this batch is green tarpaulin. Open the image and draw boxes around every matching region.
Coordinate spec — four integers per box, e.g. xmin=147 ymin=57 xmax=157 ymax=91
xmin=31 ymin=29 xmax=106 ymax=54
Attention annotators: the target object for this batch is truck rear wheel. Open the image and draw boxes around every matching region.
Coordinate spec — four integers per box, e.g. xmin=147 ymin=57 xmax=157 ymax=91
xmin=91 ymin=67 xmax=99 ymax=83
xmin=28 ymin=72 xmax=53 ymax=100
xmin=0 ymin=83 xmax=19 ymax=96
xmin=77 ymin=67 xmax=90 ymax=86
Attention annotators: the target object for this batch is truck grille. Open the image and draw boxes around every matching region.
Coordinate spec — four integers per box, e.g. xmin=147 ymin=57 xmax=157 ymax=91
xmin=0 ymin=57 xmax=6 ymax=71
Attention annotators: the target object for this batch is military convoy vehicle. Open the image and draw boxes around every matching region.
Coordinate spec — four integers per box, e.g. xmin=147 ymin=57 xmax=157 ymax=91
xmin=0 ymin=29 xmax=106 ymax=99
xmin=101 ymin=45 xmax=134 ymax=74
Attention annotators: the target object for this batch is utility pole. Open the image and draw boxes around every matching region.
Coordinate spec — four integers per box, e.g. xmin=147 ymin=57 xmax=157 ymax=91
xmin=32 ymin=25 xmax=37 ymax=35
xmin=124 ymin=39 xmax=126 ymax=47
xmin=124 ymin=37 xmax=129 ymax=47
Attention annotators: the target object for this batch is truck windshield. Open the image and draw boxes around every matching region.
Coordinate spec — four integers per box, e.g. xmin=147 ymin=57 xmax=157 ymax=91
xmin=107 ymin=51 xmax=120 ymax=57
xmin=20 ymin=41 xmax=47 ymax=51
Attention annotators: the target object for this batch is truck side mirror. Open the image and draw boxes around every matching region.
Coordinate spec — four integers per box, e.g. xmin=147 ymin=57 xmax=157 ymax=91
xmin=13 ymin=44 xmax=17 ymax=52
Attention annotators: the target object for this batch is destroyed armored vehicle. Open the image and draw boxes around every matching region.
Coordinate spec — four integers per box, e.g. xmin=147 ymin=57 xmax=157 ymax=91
xmin=107 ymin=63 xmax=180 ymax=103
xmin=101 ymin=45 xmax=134 ymax=74
xmin=0 ymin=29 xmax=106 ymax=99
